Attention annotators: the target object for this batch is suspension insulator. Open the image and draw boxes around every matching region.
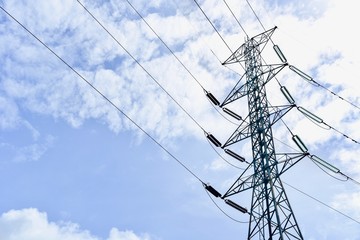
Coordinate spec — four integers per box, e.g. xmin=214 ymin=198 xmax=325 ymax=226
xmin=311 ymin=155 xmax=340 ymax=173
xmin=289 ymin=65 xmax=313 ymax=82
xmin=273 ymin=45 xmax=287 ymax=63
xmin=225 ymin=199 xmax=248 ymax=213
xmin=206 ymin=132 xmax=222 ymax=147
xmin=224 ymin=149 xmax=245 ymax=162
xmin=280 ymin=86 xmax=295 ymax=104
xmin=292 ymin=135 xmax=308 ymax=153
xmin=297 ymin=106 xmax=323 ymax=123
xmin=222 ymin=107 xmax=242 ymax=120
xmin=204 ymin=184 xmax=222 ymax=198
xmin=205 ymin=91 xmax=220 ymax=106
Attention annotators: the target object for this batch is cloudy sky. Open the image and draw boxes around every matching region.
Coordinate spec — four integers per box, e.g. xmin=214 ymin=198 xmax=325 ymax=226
xmin=1 ymin=0 xmax=360 ymax=239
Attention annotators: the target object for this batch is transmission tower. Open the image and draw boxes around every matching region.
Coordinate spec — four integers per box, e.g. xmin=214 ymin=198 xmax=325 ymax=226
xmin=218 ymin=27 xmax=304 ymax=239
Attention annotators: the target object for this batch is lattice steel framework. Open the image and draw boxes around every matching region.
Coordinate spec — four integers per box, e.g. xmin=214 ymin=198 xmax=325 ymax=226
xmin=221 ymin=27 xmax=303 ymax=239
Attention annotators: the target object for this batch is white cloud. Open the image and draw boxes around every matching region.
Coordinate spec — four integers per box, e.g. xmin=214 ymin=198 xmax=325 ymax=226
xmin=143 ymin=13 xmax=196 ymax=46
xmin=108 ymin=229 xmax=151 ymax=240
xmin=13 ymin=134 xmax=54 ymax=162
xmin=0 ymin=208 xmax=98 ymax=240
xmin=206 ymin=157 xmax=230 ymax=171
xmin=0 ymin=96 xmax=20 ymax=129
xmin=0 ymin=0 xmax=358 ymax=183
xmin=332 ymin=192 xmax=360 ymax=219
xmin=0 ymin=208 xmax=152 ymax=240
xmin=333 ymin=147 xmax=360 ymax=177
xmin=1 ymin=0 xmax=358 ymax=145
xmin=22 ymin=120 xmax=41 ymax=140
xmin=1 ymin=0 xmax=360 ymax=239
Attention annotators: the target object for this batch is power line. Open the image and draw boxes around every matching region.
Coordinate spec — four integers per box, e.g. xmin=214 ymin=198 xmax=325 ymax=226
xmin=265 ymin=98 xmax=360 ymax=184
xmin=220 ymin=146 xmax=360 ymax=226
xmin=126 ymin=0 xmax=246 ymax=128
xmin=211 ymin=1 xmax=360 ymax=184
xmin=204 ymin=186 xmax=250 ymax=223
xmin=310 ymin=158 xmax=349 ymax=182
xmin=125 ymin=0 xmax=241 ymax=126
xmin=267 ymin=60 xmax=360 ymax=146
xmin=251 ymin=1 xmax=360 ymax=112
xmin=204 ymin=133 xmax=245 ymax=170
xmin=222 ymin=0 xmax=249 ymax=38
xmin=304 ymin=76 xmax=360 ymax=111
xmin=76 ymin=0 xmax=206 ymax=133
xmin=243 ymin=0 xmax=360 ymax=113
xmin=7 ymin=0 xmax=360 ymax=232
xmin=76 ymin=0 xmax=251 ymax=174
xmin=125 ymin=0 xmax=255 ymax=131
xmin=229 ymin=98 xmax=360 ymax=225
xmin=125 ymin=0 xmax=206 ymax=91
xmin=86 ymin=0 xmax=360 ymax=226
xmin=287 ymin=63 xmax=360 ymax=112
xmin=245 ymin=0 xmax=266 ymax=32
xmin=199 ymin=0 xmax=360 ymax=232
xmin=0 ymin=5 xmax=205 ymax=184
xmin=79 ymin=0 xmax=259 ymax=172
xmin=283 ymin=181 xmax=360 ymax=225
xmin=319 ymin=82 xmax=360 ymax=111
xmin=192 ymin=0 xmax=234 ymax=55
xmin=293 ymin=103 xmax=360 ymax=145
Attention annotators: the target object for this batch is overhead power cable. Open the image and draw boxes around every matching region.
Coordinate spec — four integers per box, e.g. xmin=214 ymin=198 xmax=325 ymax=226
xmin=125 ymin=0 xmax=241 ymax=127
xmin=264 ymin=98 xmax=359 ymax=184
xmin=288 ymin=64 xmax=360 ymax=112
xmin=244 ymin=0 xmax=280 ymax=47
xmin=283 ymin=181 xmax=360 ymax=225
xmin=310 ymin=157 xmax=350 ymax=182
xmin=5 ymin=2 xmax=360 ymax=232
xmin=267 ymin=63 xmax=360 ymax=145
xmin=192 ymin=0 xmax=234 ymax=55
xmin=204 ymin=132 xmax=245 ymax=170
xmin=319 ymin=84 xmax=360 ymax=111
xmin=244 ymin=0 xmax=277 ymax=46
xmin=302 ymin=110 xmax=360 ymax=145
xmin=0 ymin=5 xmax=205 ymax=184
xmin=222 ymin=0 xmax=249 ymax=38
xmin=76 ymin=0 xmax=248 ymax=168
xmin=125 ymin=0 xmax=206 ymax=91
xmin=245 ymin=0 xmax=266 ymax=31
xmin=211 ymin=0 xmax=360 ymax=229
xmin=204 ymin=186 xmax=250 ymax=223
xmin=244 ymin=0 xmax=360 ymax=112
xmin=1 ymin=5 xmax=257 ymax=226
xmin=76 ymin=0 xmax=206 ymax=133
xmin=290 ymin=100 xmax=360 ymax=145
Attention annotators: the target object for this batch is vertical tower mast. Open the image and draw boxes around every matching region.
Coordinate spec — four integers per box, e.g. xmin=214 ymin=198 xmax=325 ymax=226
xmin=221 ymin=28 xmax=303 ymax=239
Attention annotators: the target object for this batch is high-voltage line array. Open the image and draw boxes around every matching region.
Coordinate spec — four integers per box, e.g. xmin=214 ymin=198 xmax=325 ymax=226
xmin=203 ymin=24 xmax=359 ymax=238
xmin=3 ymin=1 xmax=360 ymax=239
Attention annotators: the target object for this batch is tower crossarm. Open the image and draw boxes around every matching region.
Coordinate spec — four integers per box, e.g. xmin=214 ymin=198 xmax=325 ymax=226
xmin=261 ymin=63 xmax=287 ymax=85
xmin=220 ymin=73 xmax=248 ymax=107
xmin=221 ymin=63 xmax=287 ymax=107
xmin=222 ymin=114 xmax=252 ymax=147
xmin=268 ymin=104 xmax=295 ymax=126
xmin=222 ymin=163 xmax=255 ymax=198
xmin=222 ymin=153 xmax=308 ymax=198
xmin=276 ymin=152 xmax=309 ymax=176
xmin=222 ymin=27 xmax=277 ymax=65
xmin=222 ymin=104 xmax=294 ymax=148
xmin=222 ymin=43 xmax=247 ymax=65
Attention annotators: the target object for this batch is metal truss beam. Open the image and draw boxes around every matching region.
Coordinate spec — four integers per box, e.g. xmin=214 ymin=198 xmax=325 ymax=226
xmin=222 ymin=28 xmax=303 ymax=239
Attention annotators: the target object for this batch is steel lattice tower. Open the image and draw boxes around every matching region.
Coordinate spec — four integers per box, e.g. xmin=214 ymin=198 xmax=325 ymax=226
xmin=220 ymin=27 xmax=304 ymax=239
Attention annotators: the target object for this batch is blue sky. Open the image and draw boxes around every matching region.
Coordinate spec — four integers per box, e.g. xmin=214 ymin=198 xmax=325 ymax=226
xmin=1 ymin=0 xmax=360 ymax=239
